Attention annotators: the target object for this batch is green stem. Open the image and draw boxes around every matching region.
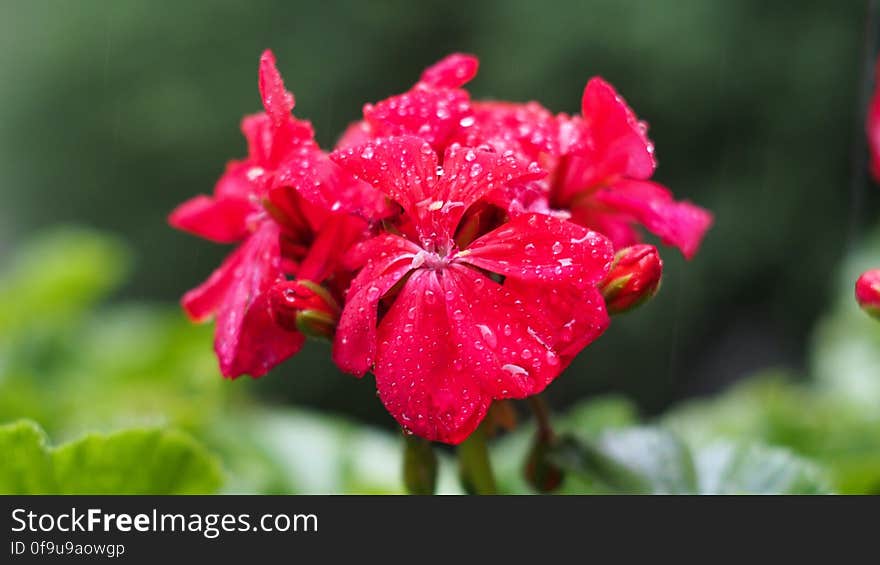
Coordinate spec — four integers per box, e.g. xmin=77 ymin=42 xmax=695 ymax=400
xmin=528 ymin=395 xmax=555 ymax=441
xmin=402 ymin=433 xmax=437 ymax=495
xmin=457 ymin=422 xmax=497 ymax=495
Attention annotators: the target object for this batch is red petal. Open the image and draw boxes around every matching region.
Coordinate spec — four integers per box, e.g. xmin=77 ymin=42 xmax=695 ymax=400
xmin=181 ymin=242 xmax=247 ymax=322
xmin=221 ymin=290 xmax=305 ymax=378
xmin=330 ymin=135 xmax=438 ymax=218
xmin=431 ymin=144 xmax=543 ymax=231
xmin=579 ymin=77 xmax=656 ymax=181
xmin=442 ymin=265 xmax=563 ymax=399
xmin=258 ymin=50 xmax=295 ymax=126
xmin=568 ymin=205 xmax=641 ymax=251
xmin=363 ymin=87 xmax=471 ymax=150
xmin=374 ymin=269 xmax=491 ymax=444
xmin=168 ymin=194 xmax=254 ymax=244
xmin=182 ymin=221 xmax=300 ymax=377
xmin=297 ymin=213 xmax=367 ymax=282
xmin=241 ymin=114 xmax=275 ymax=166
xmin=335 ymin=120 xmax=374 ymax=150
xmin=455 ymin=101 xmax=559 ymax=164
xmin=214 ymin=160 xmax=261 ymax=200
xmin=333 ymin=252 xmax=414 ymax=376
xmin=419 ymin=53 xmax=479 ymax=89
xmin=461 ymin=213 xmax=613 ymax=287
xmin=276 ymin=148 xmax=391 ymax=221
xmin=591 ymin=179 xmax=713 ymax=259
xmin=506 ymin=278 xmax=610 ymax=366
xmin=343 ymin=232 xmax=422 ymax=273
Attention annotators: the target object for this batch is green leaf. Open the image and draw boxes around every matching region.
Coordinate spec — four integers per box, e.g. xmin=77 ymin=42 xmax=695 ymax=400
xmin=694 ymin=442 xmax=831 ymax=494
xmin=0 ymin=420 xmax=223 ymax=494
xmin=0 ymin=421 xmax=55 ymax=493
xmin=0 ymin=228 xmax=129 ymax=336
xmin=552 ymin=426 xmax=831 ymax=494
xmin=663 ymin=374 xmax=880 ymax=493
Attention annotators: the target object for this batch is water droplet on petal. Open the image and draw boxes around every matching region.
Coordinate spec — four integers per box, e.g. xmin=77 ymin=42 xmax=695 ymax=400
xmin=477 ymin=324 xmax=497 ymax=348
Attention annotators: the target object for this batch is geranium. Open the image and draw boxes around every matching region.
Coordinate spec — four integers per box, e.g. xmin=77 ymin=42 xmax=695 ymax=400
xmin=340 ymin=54 xmax=712 ymax=259
xmin=330 ymin=135 xmax=613 ymax=443
xmin=169 ymin=51 xmax=374 ymax=378
xmin=171 ymin=50 xmax=711 ymax=450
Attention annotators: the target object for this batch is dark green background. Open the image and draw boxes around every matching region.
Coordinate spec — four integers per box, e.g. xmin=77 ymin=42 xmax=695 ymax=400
xmin=0 ymin=1 xmax=872 ymax=428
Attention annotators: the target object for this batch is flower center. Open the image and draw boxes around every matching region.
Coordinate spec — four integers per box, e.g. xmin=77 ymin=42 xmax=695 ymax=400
xmin=411 ymin=249 xmax=452 ymax=271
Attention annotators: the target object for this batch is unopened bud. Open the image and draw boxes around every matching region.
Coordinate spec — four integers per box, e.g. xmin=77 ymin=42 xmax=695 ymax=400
xmin=600 ymin=244 xmax=663 ymax=315
xmin=856 ymin=269 xmax=880 ymax=319
xmin=269 ymin=279 xmax=340 ymax=339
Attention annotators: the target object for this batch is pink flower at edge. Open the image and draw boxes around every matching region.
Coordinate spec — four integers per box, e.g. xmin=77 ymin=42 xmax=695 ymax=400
xmin=330 ymin=135 xmax=614 ymax=444
xmin=856 ymin=269 xmax=880 ymax=319
xmin=169 ymin=50 xmax=370 ymax=378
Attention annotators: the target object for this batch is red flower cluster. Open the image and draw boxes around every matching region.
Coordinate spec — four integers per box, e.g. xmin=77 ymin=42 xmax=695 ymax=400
xmin=170 ymin=51 xmax=712 ymax=443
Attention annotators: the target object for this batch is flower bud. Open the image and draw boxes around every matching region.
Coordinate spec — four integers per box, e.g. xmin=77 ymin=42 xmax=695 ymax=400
xmin=269 ymin=279 xmax=340 ymax=339
xmin=600 ymin=244 xmax=663 ymax=315
xmin=856 ymin=269 xmax=880 ymax=319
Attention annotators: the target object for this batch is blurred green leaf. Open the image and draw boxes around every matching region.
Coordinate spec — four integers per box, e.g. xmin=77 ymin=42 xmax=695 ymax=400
xmin=0 ymin=228 xmax=129 ymax=336
xmin=215 ymin=409 xmax=462 ymax=495
xmin=694 ymin=442 xmax=831 ymax=494
xmin=591 ymin=427 xmax=698 ymax=494
xmin=665 ymin=373 xmax=880 ymax=494
xmin=0 ymin=420 xmax=54 ymax=493
xmin=553 ymin=426 xmax=831 ymax=494
xmin=0 ymin=420 xmax=223 ymax=494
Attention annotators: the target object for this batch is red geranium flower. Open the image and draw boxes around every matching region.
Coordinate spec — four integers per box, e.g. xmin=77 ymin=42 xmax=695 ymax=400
xmin=340 ymin=54 xmax=712 ymax=259
xmin=169 ymin=50 xmax=372 ymax=377
xmin=330 ymin=135 xmax=613 ymax=444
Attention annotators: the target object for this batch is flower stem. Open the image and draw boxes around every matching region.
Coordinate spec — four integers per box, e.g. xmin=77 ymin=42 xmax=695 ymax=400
xmin=457 ymin=422 xmax=497 ymax=495
xmin=528 ymin=395 xmax=554 ymax=441
xmin=402 ymin=433 xmax=438 ymax=495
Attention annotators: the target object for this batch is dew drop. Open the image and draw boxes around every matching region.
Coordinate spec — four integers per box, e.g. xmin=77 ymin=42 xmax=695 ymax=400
xmin=477 ymin=324 xmax=497 ymax=348
xmin=502 ymin=363 xmax=529 ymax=377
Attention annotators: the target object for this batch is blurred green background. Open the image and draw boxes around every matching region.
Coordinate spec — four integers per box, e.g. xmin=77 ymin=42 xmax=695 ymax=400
xmin=2 ymin=1 xmax=879 ymax=494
